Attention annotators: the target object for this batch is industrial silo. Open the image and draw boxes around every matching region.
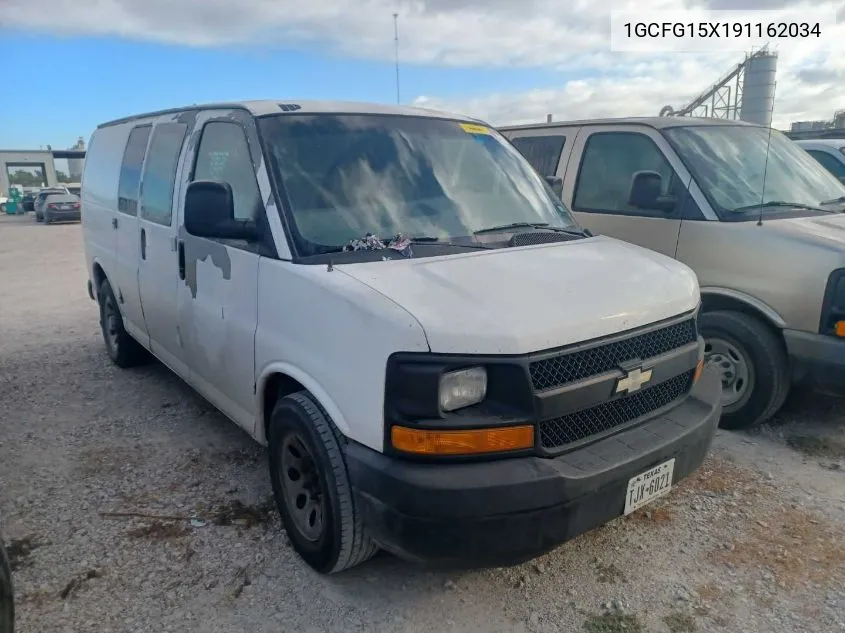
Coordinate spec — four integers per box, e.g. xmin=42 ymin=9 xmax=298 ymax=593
xmin=67 ymin=137 xmax=86 ymax=181
xmin=740 ymin=52 xmax=778 ymax=127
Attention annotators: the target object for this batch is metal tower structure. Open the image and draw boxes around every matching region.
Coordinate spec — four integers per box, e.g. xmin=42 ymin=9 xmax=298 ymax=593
xmin=659 ymin=46 xmax=778 ymax=126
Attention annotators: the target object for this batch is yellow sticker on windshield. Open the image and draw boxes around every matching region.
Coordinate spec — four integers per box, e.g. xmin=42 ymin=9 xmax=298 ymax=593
xmin=459 ymin=122 xmax=492 ymax=135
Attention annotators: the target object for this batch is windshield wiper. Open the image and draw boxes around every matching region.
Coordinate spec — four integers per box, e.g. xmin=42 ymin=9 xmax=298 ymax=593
xmin=473 ymin=222 xmax=589 ymax=238
xmin=820 ymin=196 xmax=845 ymax=206
xmin=731 ymin=201 xmax=829 ymax=213
xmin=407 ymin=236 xmax=492 ymax=249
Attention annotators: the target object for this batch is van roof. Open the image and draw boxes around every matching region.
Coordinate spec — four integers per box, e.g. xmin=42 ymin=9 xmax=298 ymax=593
xmin=98 ymin=100 xmax=487 ymax=128
xmin=795 ymin=138 xmax=845 ymax=147
xmin=499 ymin=116 xmax=761 ymax=132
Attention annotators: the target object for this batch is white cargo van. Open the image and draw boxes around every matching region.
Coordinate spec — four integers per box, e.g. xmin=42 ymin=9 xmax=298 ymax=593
xmin=82 ymin=101 xmax=721 ymax=573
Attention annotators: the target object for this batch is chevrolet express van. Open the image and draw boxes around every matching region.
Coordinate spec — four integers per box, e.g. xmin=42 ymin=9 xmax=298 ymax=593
xmin=82 ymin=101 xmax=721 ymax=573
xmin=502 ymin=118 xmax=845 ymax=430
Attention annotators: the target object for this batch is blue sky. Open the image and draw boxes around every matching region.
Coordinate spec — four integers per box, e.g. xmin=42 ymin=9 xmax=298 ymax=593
xmin=0 ymin=30 xmax=566 ymax=149
xmin=1 ymin=0 xmax=844 ymax=151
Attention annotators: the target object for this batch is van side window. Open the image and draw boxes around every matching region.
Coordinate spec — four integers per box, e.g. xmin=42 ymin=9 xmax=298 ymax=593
xmin=806 ymin=149 xmax=845 ymax=179
xmin=117 ymin=125 xmax=152 ymax=216
xmin=573 ymin=132 xmax=682 ymax=218
xmin=140 ymin=123 xmax=187 ymax=226
xmin=510 ymin=135 xmax=566 ymax=176
xmin=193 ymin=122 xmax=262 ymax=222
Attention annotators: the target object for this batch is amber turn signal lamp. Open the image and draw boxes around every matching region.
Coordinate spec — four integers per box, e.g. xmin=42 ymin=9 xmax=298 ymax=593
xmin=835 ymin=321 xmax=845 ymax=338
xmin=391 ymin=425 xmax=534 ymax=456
xmin=693 ymin=358 xmax=705 ymax=383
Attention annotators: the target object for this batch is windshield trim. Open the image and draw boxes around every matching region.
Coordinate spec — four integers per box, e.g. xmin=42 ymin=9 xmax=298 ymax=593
xmin=660 ymin=123 xmax=845 ymax=223
xmin=256 ymin=112 xmax=578 ymax=263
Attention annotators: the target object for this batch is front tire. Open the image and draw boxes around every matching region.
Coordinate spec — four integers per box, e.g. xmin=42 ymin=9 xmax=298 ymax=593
xmin=97 ymin=279 xmax=147 ymax=368
xmin=268 ymin=392 xmax=378 ymax=574
xmin=700 ymin=310 xmax=790 ymax=429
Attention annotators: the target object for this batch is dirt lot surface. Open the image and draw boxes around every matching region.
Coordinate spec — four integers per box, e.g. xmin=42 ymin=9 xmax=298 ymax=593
xmin=1 ymin=213 xmax=844 ymax=633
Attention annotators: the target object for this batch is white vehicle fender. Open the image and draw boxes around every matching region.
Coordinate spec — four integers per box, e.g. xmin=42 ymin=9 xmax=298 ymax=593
xmin=254 ymin=361 xmax=350 ymax=444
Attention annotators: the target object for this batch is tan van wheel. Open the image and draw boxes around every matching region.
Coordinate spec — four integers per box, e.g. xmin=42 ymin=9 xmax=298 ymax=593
xmin=700 ymin=310 xmax=789 ymax=429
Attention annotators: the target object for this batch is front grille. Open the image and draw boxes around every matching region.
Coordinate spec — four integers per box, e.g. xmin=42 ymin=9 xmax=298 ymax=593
xmin=538 ymin=370 xmax=694 ymax=450
xmin=529 ymin=318 xmax=697 ymax=391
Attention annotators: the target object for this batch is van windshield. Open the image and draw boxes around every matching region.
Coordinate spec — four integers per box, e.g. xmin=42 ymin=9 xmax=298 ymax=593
xmin=663 ymin=125 xmax=845 ymax=220
xmin=258 ymin=114 xmax=579 ymax=255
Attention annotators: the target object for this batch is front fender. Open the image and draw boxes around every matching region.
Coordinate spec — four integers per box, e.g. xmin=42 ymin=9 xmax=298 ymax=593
xmin=254 ymin=362 xmax=351 ymax=445
xmin=700 ymin=286 xmax=786 ymax=328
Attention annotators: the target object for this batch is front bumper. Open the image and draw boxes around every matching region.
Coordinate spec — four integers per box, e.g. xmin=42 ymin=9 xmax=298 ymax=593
xmin=784 ymin=329 xmax=845 ymax=393
xmin=346 ymin=365 xmax=722 ymax=567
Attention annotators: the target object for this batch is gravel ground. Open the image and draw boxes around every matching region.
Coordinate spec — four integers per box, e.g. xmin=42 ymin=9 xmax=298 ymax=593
xmin=1 ymin=213 xmax=844 ymax=633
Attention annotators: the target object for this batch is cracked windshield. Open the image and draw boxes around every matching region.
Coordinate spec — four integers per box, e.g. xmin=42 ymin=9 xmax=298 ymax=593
xmin=1 ymin=1 xmax=844 ymax=633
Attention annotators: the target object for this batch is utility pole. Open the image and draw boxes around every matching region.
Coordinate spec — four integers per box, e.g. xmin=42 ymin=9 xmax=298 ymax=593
xmin=393 ymin=13 xmax=400 ymax=104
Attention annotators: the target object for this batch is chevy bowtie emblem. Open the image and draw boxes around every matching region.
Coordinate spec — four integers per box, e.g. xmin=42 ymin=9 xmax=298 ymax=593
xmin=615 ymin=367 xmax=653 ymax=394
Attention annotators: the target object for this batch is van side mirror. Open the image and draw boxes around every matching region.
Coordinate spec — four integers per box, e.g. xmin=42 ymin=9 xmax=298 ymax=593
xmin=628 ymin=170 xmax=677 ymax=212
xmin=545 ymin=175 xmax=563 ymax=198
xmin=184 ymin=180 xmax=259 ymax=241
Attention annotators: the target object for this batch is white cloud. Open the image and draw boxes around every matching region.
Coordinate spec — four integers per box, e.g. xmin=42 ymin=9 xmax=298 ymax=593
xmin=3 ymin=0 xmax=844 ymax=127
xmin=414 ymin=48 xmax=845 ymax=129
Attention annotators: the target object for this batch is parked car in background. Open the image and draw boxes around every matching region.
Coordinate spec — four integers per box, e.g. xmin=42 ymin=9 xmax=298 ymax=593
xmin=34 ymin=187 xmax=70 ymax=222
xmin=81 ymin=100 xmax=722 ymax=574
xmin=42 ymin=193 xmax=81 ymax=224
xmin=0 ymin=532 xmax=13 ymax=633
xmin=796 ymin=139 xmax=845 ymax=184
xmin=501 ymin=117 xmax=845 ymax=429
xmin=22 ymin=190 xmax=38 ymax=211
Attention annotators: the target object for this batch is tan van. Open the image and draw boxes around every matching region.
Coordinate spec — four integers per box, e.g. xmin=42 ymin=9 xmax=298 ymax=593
xmin=501 ymin=117 xmax=845 ymax=429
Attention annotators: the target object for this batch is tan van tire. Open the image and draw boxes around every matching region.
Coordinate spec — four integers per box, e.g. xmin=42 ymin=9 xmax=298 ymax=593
xmin=97 ymin=279 xmax=148 ymax=368
xmin=267 ymin=392 xmax=378 ymax=574
xmin=700 ymin=310 xmax=790 ymax=429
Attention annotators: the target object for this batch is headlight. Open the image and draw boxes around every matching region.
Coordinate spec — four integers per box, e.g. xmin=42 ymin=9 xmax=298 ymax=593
xmin=820 ymin=268 xmax=845 ymax=336
xmin=439 ymin=367 xmax=487 ymax=412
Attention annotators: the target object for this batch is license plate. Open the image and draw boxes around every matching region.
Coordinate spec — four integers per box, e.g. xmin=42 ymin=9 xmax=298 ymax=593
xmin=623 ymin=458 xmax=675 ymax=515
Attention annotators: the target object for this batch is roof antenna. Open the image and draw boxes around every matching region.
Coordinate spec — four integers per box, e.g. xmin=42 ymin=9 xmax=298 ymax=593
xmin=393 ymin=13 xmax=401 ymax=105
xmin=755 ymin=78 xmax=777 ymax=227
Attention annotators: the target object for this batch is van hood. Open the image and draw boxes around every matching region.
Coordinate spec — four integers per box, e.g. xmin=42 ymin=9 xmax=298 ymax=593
xmin=335 ymin=236 xmax=700 ymax=355
xmin=766 ymin=213 xmax=845 ymax=249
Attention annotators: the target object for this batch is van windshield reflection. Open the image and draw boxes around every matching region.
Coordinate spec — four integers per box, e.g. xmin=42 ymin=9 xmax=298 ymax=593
xmin=258 ymin=114 xmax=579 ymax=256
xmin=664 ymin=125 xmax=845 ymax=220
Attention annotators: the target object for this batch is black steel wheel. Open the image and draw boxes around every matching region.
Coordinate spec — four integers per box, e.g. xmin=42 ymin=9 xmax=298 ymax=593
xmin=268 ymin=391 xmax=378 ymax=573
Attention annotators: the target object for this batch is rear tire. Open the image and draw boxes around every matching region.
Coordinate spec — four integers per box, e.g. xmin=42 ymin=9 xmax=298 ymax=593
xmin=700 ymin=310 xmax=790 ymax=429
xmin=268 ymin=391 xmax=378 ymax=574
xmin=0 ymin=534 xmax=13 ymax=633
xmin=97 ymin=278 xmax=147 ymax=368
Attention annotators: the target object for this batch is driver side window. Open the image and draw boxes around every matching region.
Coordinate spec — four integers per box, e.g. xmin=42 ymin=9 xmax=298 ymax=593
xmin=193 ymin=121 xmax=263 ymax=222
xmin=573 ymin=132 xmax=679 ymax=218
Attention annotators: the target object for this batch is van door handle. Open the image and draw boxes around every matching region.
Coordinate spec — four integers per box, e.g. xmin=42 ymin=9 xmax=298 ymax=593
xmin=178 ymin=240 xmax=185 ymax=280
xmin=140 ymin=228 xmax=147 ymax=260
xmin=112 ymin=217 xmax=119 ymax=229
